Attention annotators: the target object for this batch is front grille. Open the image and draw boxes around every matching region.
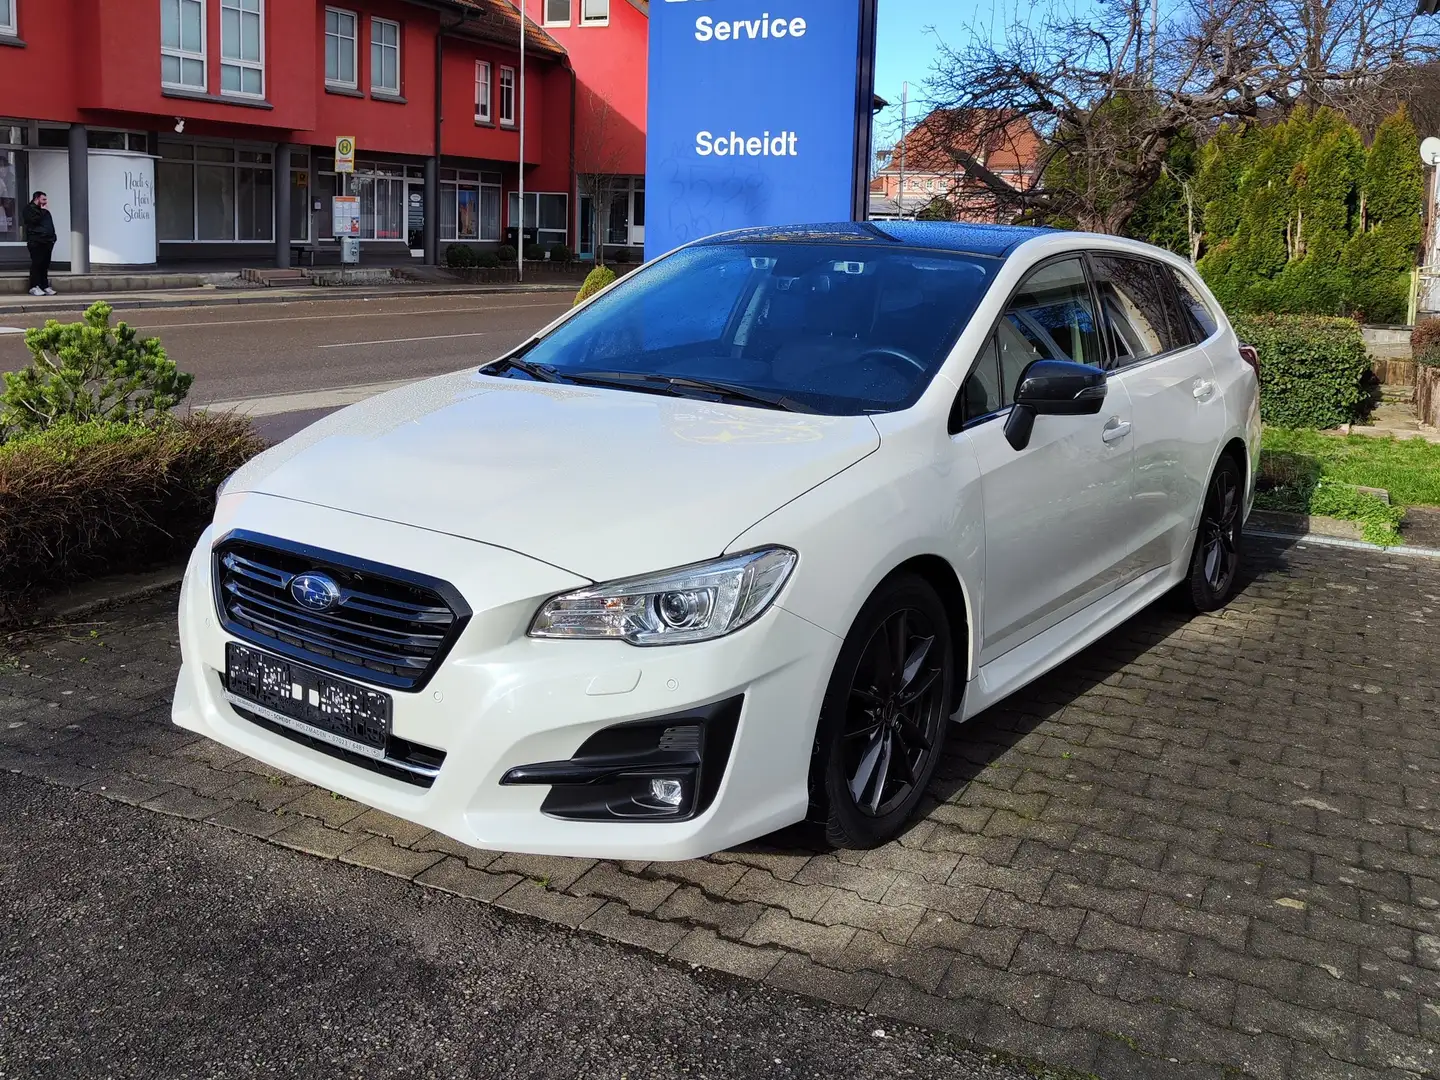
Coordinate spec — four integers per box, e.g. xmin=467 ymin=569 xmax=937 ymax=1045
xmin=212 ymin=531 xmax=471 ymax=692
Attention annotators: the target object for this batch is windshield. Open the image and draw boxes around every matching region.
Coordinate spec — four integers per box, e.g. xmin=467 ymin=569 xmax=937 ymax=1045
xmin=492 ymin=242 xmax=999 ymax=415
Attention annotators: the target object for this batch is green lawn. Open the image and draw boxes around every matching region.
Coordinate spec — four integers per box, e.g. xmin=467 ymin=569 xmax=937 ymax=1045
xmin=1260 ymin=427 xmax=1440 ymax=507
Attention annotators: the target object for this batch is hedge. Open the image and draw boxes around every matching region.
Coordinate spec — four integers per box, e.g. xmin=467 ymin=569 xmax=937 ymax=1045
xmin=0 ymin=412 xmax=264 ymax=624
xmin=1414 ymin=318 xmax=1440 ymax=367
xmin=1231 ymin=313 xmax=1369 ymax=429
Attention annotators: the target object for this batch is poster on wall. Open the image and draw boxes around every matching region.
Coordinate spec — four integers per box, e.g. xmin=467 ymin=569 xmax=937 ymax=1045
xmin=456 ymin=189 xmax=478 ymax=239
xmin=332 ymin=195 xmax=360 ymax=237
xmin=645 ymin=0 xmax=880 ymax=261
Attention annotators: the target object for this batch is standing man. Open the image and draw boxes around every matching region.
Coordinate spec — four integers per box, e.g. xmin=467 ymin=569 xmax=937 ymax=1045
xmin=22 ymin=191 xmax=57 ymax=297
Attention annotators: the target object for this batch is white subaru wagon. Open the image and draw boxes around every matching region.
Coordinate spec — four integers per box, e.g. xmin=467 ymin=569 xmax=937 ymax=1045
xmin=173 ymin=222 xmax=1260 ymax=861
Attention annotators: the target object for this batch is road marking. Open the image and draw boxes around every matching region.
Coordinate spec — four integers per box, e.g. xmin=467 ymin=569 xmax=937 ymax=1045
xmin=130 ymin=299 xmax=569 ymax=331
xmin=199 ymin=378 xmax=423 ymax=417
xmin=0 ymin=327 xmax=24 ymax=335
xmin=316 ymin=330 xmax=501 ymax=349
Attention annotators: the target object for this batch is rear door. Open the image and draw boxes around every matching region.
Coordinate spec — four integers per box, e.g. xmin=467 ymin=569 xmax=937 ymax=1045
xmin=957 ymin=256 xmax=1138 ymax=664
xmin=1091 ymin=253 xmax=1221 ymax=575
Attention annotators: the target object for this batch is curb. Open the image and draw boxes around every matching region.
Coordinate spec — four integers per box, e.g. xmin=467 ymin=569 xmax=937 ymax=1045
xmin=13 ymin=565 xmax=187 ymax=632
xmin=1246 ymin=528 xmax=1440 ymax=559
xmin=0 ymin=283 xmax=577 ymax=316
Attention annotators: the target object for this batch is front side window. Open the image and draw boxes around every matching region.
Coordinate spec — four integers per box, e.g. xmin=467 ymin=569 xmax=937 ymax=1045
xmin=161 ymin=0 xmax=206 ymax=89
xmin=1 ymin=0 xmax=17 ymax=36
xmin=475 ymin=61 xmax=491 ymax=122
xmin=325 ymin=8 xmax=357 ymax=86
xmin=581 ymin=0 xmax=609 ymax=23
xmin=544 ymin=0 xmax=571 ymax=24
xmin=499 ymin=66 xmax=516 ymax=126
xmin=220 ymin=0 xmax=263 ymax=97
xmin=1091 ymin=254 xmax=1177 ymax=367
xmin=371 ymin=17 xmax=400 ymax=94
xmin=501 ymin=242 xmax=998 ymax=416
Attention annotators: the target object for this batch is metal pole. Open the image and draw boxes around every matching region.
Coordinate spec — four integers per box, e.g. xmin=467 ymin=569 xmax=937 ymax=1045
xmin=518 ymin=0 xmax=526 ymax=282
xmin=898 ymin=83 xmax=907 ymax=221
xmin=67 ymin=124 xmax=90 ymax=273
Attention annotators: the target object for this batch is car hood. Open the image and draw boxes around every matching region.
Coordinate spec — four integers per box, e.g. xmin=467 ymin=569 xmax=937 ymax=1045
xmin=223 ymin=371 xmax=881 ymax=582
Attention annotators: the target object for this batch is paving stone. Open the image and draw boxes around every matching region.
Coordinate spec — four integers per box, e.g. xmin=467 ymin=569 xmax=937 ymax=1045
xmin=493 ymin=880 xmax=605 ymax=929
xmin=726 ymin=868 xmax=835 ymax=920
xmin=407 ymin=830 xmax=500 ymax=869
xmin=908 ymin=916 xmax=1022 ymax=967
xmin=764 ymin=953 xmax=881 ymax=1009
xmin=210 ymin=772 xmax=308 ymax=812
xmin=270 ymin=818 xmax=367 ymax=860
xmin=414 ymin=857 xmax=521 ymax=902
xmin=1048 ymin=981 xmax=1172 ymax=1053
xmin=669 ymin=929 xmax=781 ymax=980
xmin=580 ymin=901 xmax=688 ymax=955
xmin=339 ymin=836 xmax=445 ymax=881
xmin=741 ymin=909 xmax=856 ymax=966
xmin=880 ymin=873 xmax=989 ymax=921
xmin=647 ymin=858 xmax=747 ymax=896
xmin=831 ymin=929 xmax=955 ymax=993
xmin=711 ymin=849 xmax=813 ymax=881
xmin=793 ymin=854 xmax=895 ymax=901
xmin=487 ymin=852 xmax=596 ymax=892
xmin=141 ymin=788 xmax=233 ymax=822
xmin=569 ymin=862 xmax=678 ymax=914
xmin=856 ymin=844 xmax=960 ymax=883
xmin=812 ymin=889 xmax=925 ymax=945
xmin=654 ymin=885 xmax=764 ymax=939
xmin=206 ymin=801 xmax=290 ymax=839
xmin=937 ymin=954 xmax=1059 ymax=1023
xmin=346 ymin=807 xmax=432 ymax=848
xmin=279 ymin=787 xmax=370 ymax=829
xmin=82 ymin=774 xmax=174 ymax=806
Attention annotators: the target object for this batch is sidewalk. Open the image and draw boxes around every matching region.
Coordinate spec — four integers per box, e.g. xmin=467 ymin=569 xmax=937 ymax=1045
xmin=0 ymin=280 xmax=576 ymax=317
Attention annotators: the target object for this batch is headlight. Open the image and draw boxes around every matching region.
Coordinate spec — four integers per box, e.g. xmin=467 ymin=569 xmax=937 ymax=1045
xmin=529 ymin=548 xmax=797 ymax=646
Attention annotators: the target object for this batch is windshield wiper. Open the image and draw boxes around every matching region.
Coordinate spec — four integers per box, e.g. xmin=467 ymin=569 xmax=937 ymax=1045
xmin=566 ymin=370 xmax=815 ymax=413
xmin=483 ymin=354 xmax=565 ymax=383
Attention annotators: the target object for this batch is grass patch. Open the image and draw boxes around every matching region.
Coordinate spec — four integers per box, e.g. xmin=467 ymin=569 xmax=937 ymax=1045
xmin=1260 ymin=427 xmax=1440 ymax=506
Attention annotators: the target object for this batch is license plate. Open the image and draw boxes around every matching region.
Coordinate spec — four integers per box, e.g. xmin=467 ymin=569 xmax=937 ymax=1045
xmin=224 ymin=643 xmax=392 ymax=761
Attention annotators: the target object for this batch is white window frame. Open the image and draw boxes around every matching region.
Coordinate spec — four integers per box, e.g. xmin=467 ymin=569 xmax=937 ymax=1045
xmin=161 ymin=0 xmax=207 ymax=91
xmin=0 ymin=0 xmax=18 ymax=37
xmin=580 ymin=0 xmax=609 ymax=25
xmin=370 ymin=16 xmax=400 ymax=95
xmin=543 ymin=0 xmax=571 ymax=26
xmin=474 ymin=60 xmax=491 ymax=123
xmin=324 ymin=7 xmax=357 ymax=88
xmin=219 ymin=0 xmax=265 ymax=99
xmin=499 ymin=65 xmax=516 ymax=127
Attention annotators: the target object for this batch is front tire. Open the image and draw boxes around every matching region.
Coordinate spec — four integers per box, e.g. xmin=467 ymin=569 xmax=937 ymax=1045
xmin=810 ymin=576 xmax=954 ymax=850
xmin=1184 ymin=455 xmax=1245 ymax=612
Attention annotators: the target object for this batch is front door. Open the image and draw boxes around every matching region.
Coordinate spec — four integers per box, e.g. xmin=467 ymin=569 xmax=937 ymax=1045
xmin=957 ymin=257 xmax=1139 ymax=665
xmin=1091 ymin=253 xmax=1221 ymax=573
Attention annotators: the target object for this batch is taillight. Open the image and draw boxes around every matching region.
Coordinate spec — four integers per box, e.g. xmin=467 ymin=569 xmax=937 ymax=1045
xmin=1238 ymin=344 xmax=1260 ymax=383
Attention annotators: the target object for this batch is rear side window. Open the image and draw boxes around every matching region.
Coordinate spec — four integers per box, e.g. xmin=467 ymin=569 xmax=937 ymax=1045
xmin=1169 ymin=267 xmax=1219 ymax=341
xmin=1091 ymin=255 xmax=1178 ymax=367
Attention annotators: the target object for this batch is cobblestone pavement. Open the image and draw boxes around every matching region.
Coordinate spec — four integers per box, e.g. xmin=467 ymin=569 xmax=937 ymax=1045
xmin=2 ymin=535 xmax=1438 ymax=1080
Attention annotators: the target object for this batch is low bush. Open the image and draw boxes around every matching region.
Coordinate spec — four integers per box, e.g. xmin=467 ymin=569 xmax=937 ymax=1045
xmin=444 ymin=244 xmax=477 ymax=269
xmin=475 ymin=250 xmax=502 ymax=269
xmin=1413 ymin=317 xmax=1440 ymax=366
xmin=573 ymin=265 xmax=617 ymax=308
xmin=0 ymin=412 xmax=265 ymax=623
xmin=549 ymin=244 xmax=572 ymax=264
xmin=1231 ymin=313 xmax=1369 ymax=428
xmin=496 ymin=244 xmax=517 ymax=264
xmin=2 ymin=301 xmax=193 ymax=438
xmin=524 ymin=243 xmax=548 ymax=262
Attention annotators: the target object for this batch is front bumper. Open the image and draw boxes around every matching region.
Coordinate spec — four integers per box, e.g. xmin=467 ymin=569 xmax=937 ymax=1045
xmin=172 ymin=494 xmax=841 ymax=861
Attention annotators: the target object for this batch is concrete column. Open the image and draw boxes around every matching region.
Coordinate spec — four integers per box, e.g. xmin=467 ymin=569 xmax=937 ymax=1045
xmin=67 ymin=124 xmax=90 ymax=274
xmin=423 ymin=156 xmax=439 ymax=266
xmin=274 ymin=143 xmax=292 ymax=269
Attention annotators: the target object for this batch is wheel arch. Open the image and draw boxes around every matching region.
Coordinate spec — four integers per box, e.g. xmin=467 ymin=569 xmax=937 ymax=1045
xmin=876 ymin=553 xmax=975 ymax=688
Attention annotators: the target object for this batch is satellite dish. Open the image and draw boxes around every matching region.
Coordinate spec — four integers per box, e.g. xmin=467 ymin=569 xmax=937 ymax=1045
xmin=1422 ymin=137 xmax=1440 ymax=167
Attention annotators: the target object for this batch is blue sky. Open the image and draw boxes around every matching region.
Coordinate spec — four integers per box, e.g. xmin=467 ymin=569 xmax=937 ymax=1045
xmin=873 ymin=0 xmax=975 ymax=113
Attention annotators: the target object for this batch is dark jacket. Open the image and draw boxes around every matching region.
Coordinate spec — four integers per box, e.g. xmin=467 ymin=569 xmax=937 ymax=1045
xmin=21 ymin=201 xmax=57 ymax=244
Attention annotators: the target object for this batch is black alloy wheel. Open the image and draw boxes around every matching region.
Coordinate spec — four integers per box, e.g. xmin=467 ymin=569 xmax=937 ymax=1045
xmin=812 ymin=576 xmax=954 ymax=849
xmin=1185 ymin=455 xmax=1245 ymax=612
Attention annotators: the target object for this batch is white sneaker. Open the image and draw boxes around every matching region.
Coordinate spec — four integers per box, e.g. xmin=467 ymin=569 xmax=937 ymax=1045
xmin=28 ymin=287 xmax=43 ymax=296
xmin=43 ymin=288 xmax=56 ymax=295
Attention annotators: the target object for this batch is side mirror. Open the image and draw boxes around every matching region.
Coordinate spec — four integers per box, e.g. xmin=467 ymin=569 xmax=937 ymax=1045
xmin=1004 ymin=359 xmax=1108 ymax=451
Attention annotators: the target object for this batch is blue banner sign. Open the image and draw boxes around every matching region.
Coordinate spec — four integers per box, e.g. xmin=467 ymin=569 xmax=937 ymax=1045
xmin=645 ymin=0 xmax=880 ymax=261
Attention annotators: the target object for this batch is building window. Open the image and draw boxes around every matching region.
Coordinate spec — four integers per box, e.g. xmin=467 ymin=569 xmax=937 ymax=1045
xmin=475 ymin=61 xmax=491 ymax=123
xmin=508 ymin=191 xmax=567 ymax=250
xmin=544 ymin=0 xmax=570 ymax=25
xmin=220 ymin=0 xmax=264 ymax=97
xmin=499 ymin=66 xmax=516 ymax=126
xmin=440 ymin=168 xmax=502 ymax=242
xmin=0 ymin=0 xmax=17 ymax=36
xmin=161 ymin=0 xmax=206 ymax=89
xmin=371 ymin=17 xmax=400 ymax=94
xmin=0 ymin=126 xmax=25 ymax=245
xmin=157 ymin=140 xmax=274 ymax=242
xmin=581 ymin=0 xmax=608 ymax=24
xmin=325 ymin=8 xmax=357 ymax=87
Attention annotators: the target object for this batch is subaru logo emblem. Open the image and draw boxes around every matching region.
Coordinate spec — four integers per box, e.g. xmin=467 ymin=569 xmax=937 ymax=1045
xmin=290 ymin=572 xmax=341 ymax=613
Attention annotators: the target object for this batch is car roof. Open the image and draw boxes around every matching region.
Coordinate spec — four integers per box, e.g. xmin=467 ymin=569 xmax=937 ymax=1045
xmin=696 ymin=221 xmax=1060 ymax=258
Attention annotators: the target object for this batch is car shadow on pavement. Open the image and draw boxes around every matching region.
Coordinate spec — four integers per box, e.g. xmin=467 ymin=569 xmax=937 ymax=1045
xmin=738 ymin=531 xmax=1301 ymax=858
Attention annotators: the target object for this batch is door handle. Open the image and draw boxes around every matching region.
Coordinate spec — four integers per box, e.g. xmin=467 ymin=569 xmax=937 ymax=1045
xmin=1101 ymin=418 xmax=1132 ymax=444
xmin=1193 ymin=379 xmax=1216 ymax=401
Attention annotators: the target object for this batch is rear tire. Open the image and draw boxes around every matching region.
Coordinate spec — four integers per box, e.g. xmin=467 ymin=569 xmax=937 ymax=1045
xmin=1184 ymin=455 xmax=1245 ymax=613
xmin=810 ymin=575 xmax=955 ymax=850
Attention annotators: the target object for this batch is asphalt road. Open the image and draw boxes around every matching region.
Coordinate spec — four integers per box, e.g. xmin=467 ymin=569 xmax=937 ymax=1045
xmin=0 ymin=293 xmax=574 ymax=438
xmin=0 ymin=772 xmax=1048 ymax=1080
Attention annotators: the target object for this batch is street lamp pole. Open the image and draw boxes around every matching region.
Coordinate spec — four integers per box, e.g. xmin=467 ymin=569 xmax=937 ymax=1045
xmin=518 ymin=0 xmax=526 ymax=282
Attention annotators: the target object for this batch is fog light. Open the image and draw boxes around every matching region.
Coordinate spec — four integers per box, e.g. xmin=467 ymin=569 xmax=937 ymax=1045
xmin=649 ymin=778 xmax=685 ymax=807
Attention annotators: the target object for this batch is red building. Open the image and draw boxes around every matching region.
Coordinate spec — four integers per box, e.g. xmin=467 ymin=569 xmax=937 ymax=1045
xmin=0 ymin=0 xmax=649 ymax=271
